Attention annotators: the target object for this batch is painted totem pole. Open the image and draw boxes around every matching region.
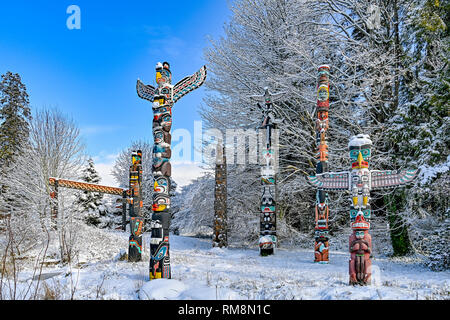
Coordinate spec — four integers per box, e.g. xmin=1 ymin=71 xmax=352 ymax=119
xmin=251 ymin=88 xmax=282 ymax=256
xmin=314 ymin=65 xmax=331 ymax=263
xmin=128 ymin=150 xmax=145 ymax=262
xmin=308 ymin=134 xmax=417 ymax=285
xmin=137 ymin=62 xmax=206 ymax=280
xmin=213 ymin=139 xmax=227 ymax=248
xmin=49 ymin=179 xmax=58 ymax=229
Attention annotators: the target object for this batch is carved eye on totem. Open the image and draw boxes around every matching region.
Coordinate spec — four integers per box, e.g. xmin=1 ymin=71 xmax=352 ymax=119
xmin=161 ymin=115 xmax=172 ymax=126
xmin=349 ymin=150 xmax=360 ymax=159
xmin=360 ymin=148 xmax=371 ymax=159
xmin=154 ymin=196 xmax=170 ymax=205
xmin=154 ymin=131 xmax=164 ymax=144
xmin=363 ymin=209 xmax=371 ymax=219
xmin=355 ymin=231 xmax=365 ymax=239
xmin=156 ymin=69 xmax=171 ymax=86
xmin=154 ymin=177 xmax=169 ymax=194
xmin=350 ymin=209 xmax=358 ymax=220
xmin=161 ymin=87 xmax=171 ymax=99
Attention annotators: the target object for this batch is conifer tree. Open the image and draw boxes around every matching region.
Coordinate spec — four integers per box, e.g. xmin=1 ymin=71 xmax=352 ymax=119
xmin=77 ymin=158 xmax=105 ymax=226
xmin=0 ymin=71 xmax=31 ymax=169
xmin=386 ymin=0 xmax=449 ymax=265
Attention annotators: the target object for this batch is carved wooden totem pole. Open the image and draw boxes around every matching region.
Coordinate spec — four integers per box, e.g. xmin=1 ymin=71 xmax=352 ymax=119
xmin=251 ymin=88 xmax=282 ymax=256
xmin=137 ymin=62 xmax=206 ymax=280
xmin=128 ymin=150 xmax=144 ymax=262
xmin=308 ymin=134 xmax=417 ymax=285
xmin=213 ymin=139 xmax=228 ymax=248
xmin=314 ymin=65 xmax=331 ymax=263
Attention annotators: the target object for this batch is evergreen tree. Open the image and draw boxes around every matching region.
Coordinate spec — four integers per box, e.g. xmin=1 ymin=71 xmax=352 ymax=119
xmin=386 ymin=0 xmax=449 ymax=266
xmin=0 ymin=71 xmax=31 ymax=168
xmin=77 ymin=158 xmax=105 ymax=226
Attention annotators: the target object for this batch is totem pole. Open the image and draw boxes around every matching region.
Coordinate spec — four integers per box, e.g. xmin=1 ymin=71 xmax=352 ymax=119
xmin=314 ymin=65 xmax=331 ymax=263
xmin=137 ymin=62 xmax=207 ymax=280
xmin=251 ymin=88 xmax=282 ymax=256
xmin=308 ymin=134 xmax=417 ymax=285
xmin=49 ymin=179 xmax=58 ymax=230
xmin=128 ymin=150 xmax=145 ymax=262
xmin=213 ymin=139 xmax=228 ymax=248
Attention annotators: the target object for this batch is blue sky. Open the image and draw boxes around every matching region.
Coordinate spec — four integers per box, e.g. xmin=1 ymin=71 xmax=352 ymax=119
xmin=0 ymin=0 xmax=230 ymax=186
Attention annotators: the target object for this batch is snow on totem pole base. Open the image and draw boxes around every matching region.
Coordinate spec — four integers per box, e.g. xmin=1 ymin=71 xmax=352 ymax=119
xmin=137 ymin=61 xmax=206 ymax=280
xmin=250 ymin=88 xmax=283 ymax=256
xmin=307 ymin=133 xmax=418 ymax=286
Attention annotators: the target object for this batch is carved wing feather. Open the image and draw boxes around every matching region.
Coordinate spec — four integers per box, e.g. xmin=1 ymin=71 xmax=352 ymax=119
xmin=136 ymin=79 xmax=156 ymax=102
xmin=173 ymin=65 xmax=207 ymax=103
xmin=307 ymin=172 xmax=350 ymax=190
xmin=250 ymin=92 xmax=285 ymax=103
xmin=370 ymin=169 xmax=418 ymax=190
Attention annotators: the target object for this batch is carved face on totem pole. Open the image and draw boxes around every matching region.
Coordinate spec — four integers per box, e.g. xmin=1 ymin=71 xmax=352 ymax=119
xmin=154 ymin=176 xmax=170 ymax=195
xmin=317 ymin=65 xmax=330 ymax=108
xmin=315 ymin=229 xmax=329 ymax=241
xmin=132 ymin=150 xmax=142 ymax=166
xmin=155 ymin=62 xmax=172 ymax=87
xmin=348 ymin=134 xmax=373 ymax=234
xmin=349 ymin=134 xmax=372 ymax=169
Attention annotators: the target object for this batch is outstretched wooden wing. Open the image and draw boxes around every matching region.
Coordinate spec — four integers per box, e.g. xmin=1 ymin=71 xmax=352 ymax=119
xmin=370 ymin=169 xmax=418 ymax=190
xmin=173 ymin=66 xmax=207 ymax=103
xmin=250 ymin=91 xmax=285 ymax=103
xmin=136 ymin=79 xmax=156 ymax=102
xmin=307 ymin=172 xmax=350 ymax=191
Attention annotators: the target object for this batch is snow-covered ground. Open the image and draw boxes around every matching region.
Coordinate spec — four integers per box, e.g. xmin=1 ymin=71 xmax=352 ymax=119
xmin=2 ymin=226 xmax=449 ymax=300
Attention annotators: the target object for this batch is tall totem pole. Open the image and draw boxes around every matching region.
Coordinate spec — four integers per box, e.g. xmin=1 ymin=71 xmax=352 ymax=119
xmin=128 ymin=150 xmax=144 ymax=262
xmin=213 ymin=139 xmax=227 ymax=248
xmin=251 ymin=88 xmax=282 ymax=256
xmin=314 ymin=65 xmax=331 ymax=263
xmin=308 ymin=134 xmax=418 ymax=285
xmin=137 ymin=62 xmax=206 ymax=280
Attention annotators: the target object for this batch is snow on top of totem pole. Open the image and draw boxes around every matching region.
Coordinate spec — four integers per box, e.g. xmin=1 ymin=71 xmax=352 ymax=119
xmin=348 ymin=134 xmax=373 ymax=148
xmin=156 ymin=62 xmax=163 ymax=69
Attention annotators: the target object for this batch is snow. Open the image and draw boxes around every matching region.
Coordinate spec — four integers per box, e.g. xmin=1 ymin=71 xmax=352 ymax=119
xmin=418 ymin=155 xmax=450 ymax=185
xmin=2 ymin=226 xmax=448 ymax=300
xmin=348 ymin=134 xmax=373 ymax=148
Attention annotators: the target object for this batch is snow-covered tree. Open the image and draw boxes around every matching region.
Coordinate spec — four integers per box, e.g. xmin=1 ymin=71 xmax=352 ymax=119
xmin=0 ymin=107 xmax=85 ymax=262
xmin=385 ymin=0 xmax=449 ymax=268
xmin=175 ymin=0 xmax=448 ymax=268
xmin=0 ymin=71 xmax=31 ymax=169
xmin=76 ymin=158 xmax=107 ymax=227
